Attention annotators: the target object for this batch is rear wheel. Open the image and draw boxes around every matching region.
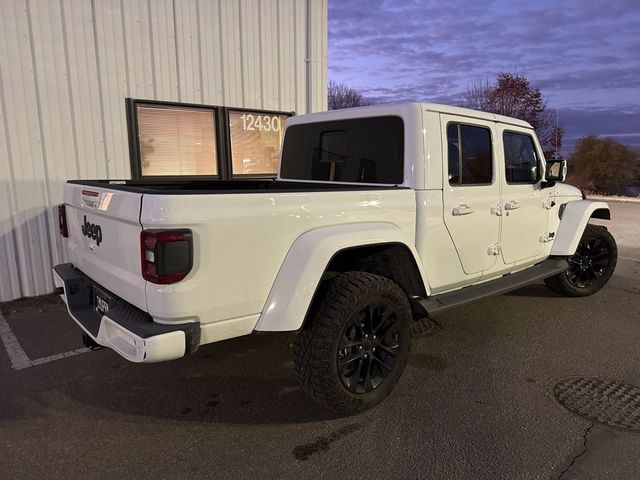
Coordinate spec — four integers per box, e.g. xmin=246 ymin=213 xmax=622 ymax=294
xmin=294 ymin=272 xmax=411 ymax=415
xmin=545 ymin=224 xmax=617 ymax=297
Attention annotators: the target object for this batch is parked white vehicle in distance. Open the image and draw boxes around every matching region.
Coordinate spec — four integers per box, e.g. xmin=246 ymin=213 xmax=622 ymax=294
xmin=54 ymin=103 xmax=617 ymax=414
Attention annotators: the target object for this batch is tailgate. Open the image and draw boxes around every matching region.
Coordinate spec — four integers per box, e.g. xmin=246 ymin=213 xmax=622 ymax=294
xmin=63 ymin=182 xmax=147 ymax=311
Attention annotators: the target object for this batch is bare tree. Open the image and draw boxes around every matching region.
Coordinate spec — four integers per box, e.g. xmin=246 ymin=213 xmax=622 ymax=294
xmin=462 ymin=79 xmax=493 ymax=112
xmin=328 ymin=80 xmax=371 ymax=110
xmin=463 ymin=73 xmax=563 ymax=158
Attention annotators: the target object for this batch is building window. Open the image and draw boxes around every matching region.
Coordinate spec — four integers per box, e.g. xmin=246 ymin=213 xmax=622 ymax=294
xmin=503 ymin=131 xmax=540 ymax=183
xmin=136 ymin=104 xmax=218 ymax=176
xmin=229 ymin=111 xmax=290 ymax=175
xmin=447 ymin=123 xmax=493 ymax=185
xmin=128 ymin=99 xmax=292 ymax=180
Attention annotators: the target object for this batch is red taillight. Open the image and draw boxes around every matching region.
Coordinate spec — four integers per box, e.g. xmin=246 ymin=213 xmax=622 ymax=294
xmin=58 ymin=204 xmax=68 ymax=238
xmin=141 ymin=229 xmax=193 ymax=284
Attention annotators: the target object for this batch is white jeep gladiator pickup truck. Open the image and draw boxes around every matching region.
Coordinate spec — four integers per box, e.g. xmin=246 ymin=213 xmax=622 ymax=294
xmin=54 ymin=102 xmax=617 ymax=414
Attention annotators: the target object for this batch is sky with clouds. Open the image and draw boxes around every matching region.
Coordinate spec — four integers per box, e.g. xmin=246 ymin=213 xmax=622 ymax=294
xmin=328 ymin=0 xmax=640 ymax=154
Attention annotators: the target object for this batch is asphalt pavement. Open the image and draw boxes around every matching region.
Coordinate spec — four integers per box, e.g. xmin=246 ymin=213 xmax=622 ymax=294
xmin=1 ymin=201 xmax=639 ymax=479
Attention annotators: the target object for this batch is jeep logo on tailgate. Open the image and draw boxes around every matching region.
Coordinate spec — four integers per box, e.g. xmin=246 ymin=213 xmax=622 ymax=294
xmin=81 ymin=215 xmax=102 ymax=246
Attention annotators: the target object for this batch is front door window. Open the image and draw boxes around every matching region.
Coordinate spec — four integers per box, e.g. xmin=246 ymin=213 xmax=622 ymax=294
xmin=503 ymin=131 xmax=540 ymax=184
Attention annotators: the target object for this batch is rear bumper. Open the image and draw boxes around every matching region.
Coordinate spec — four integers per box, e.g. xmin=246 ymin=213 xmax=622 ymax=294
xmin=53 ymin=263 xmax=200 ymax=363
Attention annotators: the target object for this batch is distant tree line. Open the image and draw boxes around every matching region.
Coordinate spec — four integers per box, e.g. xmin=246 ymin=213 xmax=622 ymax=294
xmin=569 ymin=136 xmax=640 ymax=195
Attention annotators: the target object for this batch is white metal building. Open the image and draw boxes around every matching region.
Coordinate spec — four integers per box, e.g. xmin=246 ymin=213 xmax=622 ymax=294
xmin=0 ymin=0 xmax=328 ymax=302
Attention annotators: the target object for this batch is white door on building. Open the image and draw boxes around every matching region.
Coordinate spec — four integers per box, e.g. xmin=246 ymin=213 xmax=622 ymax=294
xmin=441 ymin=116 xmax=501 ymax=275
xmin=498 ymin=126 xmax=550 ymax=264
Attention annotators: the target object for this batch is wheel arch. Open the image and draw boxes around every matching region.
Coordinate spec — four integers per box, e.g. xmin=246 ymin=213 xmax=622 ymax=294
xmin=253 ymin=223 xmax=429 ymax=333
xmin=590 ymin=208 xmax=611 ymax=220
xmin=551 ymin=200 xmax=610 ymax=256
xmin=325 ymin=242 xmax=427 ymax=298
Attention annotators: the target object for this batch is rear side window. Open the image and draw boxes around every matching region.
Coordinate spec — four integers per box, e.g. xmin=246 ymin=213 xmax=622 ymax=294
xmin=447 ymin=123 xmax=493 ymax=185
xmin=503 ymin=131 xmax=540 ymax=183
xmin=280 ymin=116 xmax=404 ymax=184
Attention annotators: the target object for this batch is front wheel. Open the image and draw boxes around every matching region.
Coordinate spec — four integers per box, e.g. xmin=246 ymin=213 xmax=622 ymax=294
xmin=545 ymin=224 xmax=617 ymax=297
xmin=294 ymin=272 xmax=411 ymax=415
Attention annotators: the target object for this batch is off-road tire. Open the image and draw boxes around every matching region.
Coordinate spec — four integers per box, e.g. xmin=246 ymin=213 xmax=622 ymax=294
xmin=294 ymin=272 xmax=411 ymax=415
xmin=544 ymin=224 xmax=617 ymax=297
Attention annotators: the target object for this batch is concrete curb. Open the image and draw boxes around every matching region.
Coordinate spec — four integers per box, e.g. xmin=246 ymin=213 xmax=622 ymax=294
xmin=586 ymin=195 xmax=640 ymax=204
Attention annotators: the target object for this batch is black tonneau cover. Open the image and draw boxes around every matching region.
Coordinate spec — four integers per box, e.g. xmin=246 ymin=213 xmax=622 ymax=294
xmin=68 ymin=179 xmax=406 ymax=195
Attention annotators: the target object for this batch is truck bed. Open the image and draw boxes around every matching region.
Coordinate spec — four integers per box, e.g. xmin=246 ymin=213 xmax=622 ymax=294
xmin=68 ymin=179 xmax=406 ymax=195
xmin=62 ymin=178 xmax=416 ymax=332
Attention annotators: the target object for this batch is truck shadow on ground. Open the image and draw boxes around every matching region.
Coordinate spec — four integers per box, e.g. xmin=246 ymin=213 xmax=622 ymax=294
xmin=56 ymin=332 xmax=342 ymax=425
xmin=57 ymin=319 xmax=451 ymax=427
xmin=53 ymin=331 xmax=450 ymax=427
xmin=4 ymin=293 xmax=523 ymax=426
xmin=1 ymin=295 xmax=448 ymax=426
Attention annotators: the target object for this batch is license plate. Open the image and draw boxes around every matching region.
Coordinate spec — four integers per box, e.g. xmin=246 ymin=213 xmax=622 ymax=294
xmin=94 ymin=288 xmax=110 ymax=315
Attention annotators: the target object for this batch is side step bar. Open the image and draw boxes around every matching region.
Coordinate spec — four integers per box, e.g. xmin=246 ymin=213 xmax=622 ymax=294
xmin=419 ymin=257 xmax=568 ymax=315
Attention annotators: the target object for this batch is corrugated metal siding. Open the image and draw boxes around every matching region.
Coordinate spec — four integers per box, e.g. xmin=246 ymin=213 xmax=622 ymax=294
xmin=0 ymin=0 xmax=327 ymax=302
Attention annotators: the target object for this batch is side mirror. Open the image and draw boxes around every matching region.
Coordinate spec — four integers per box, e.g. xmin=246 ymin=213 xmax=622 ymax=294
xmin=542 ymin=159 xmax=567 ymax=187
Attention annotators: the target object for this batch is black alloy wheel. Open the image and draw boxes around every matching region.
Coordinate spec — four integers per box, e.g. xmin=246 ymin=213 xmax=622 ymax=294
xmin=566 ymin=235 xmax=610 ymax=288
xmin=544 ymin=224 xmax=617 ymax=297
xmin=337 ymin=302 xmax=401 ymax=394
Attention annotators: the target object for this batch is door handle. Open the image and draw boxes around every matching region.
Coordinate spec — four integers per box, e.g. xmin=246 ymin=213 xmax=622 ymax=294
xmin=452 ymin=204 xmax=473 ymax=216
xmin=504 ymin=200 xmax=520 ymax=210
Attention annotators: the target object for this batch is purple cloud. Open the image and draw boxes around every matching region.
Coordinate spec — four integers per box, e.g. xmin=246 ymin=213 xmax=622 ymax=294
xmin=329 ymin=0 xmax=640 ymax=153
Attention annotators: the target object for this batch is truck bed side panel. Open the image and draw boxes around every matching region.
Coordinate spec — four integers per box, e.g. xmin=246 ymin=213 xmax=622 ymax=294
xmin=140 ymin=189 xmax=417 ymax=332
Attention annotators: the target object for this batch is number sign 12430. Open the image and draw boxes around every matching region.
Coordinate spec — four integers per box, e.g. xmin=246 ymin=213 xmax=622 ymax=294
xmin=241 ymin=114 xmax=282 ymax=132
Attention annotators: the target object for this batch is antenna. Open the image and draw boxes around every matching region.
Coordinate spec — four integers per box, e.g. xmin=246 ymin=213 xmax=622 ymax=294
xmin=555 ymin=106 xmax=559 ymax=158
